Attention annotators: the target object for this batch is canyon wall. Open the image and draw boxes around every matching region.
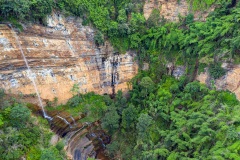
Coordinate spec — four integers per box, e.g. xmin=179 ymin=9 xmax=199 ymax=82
xmin=197 ymin=64 xmax=240 ymax=100
xmin=143 ymin=0 xmax=215 ymax=21
xmin=0 ymin=14 xmax=138 ymax=104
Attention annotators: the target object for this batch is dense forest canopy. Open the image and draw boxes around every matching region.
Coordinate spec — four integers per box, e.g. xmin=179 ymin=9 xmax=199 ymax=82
xmin=0 ymin=0 xmax=240 ymax=159
xmin=0 ymin=90 xmax=66 ymax=160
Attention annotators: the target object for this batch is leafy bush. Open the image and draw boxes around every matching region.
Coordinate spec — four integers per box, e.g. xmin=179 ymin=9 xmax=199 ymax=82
xmin=9 ymin=104 xmax=31 ymax=128
xmin=0 ymin=0 xmax=54 ymax=23
xmin=56 ymin=141 xmax=65 ymax=151
xmin=67 ymin=96 xmax=82 ymax=108
xmin=94 ymin=31 xmax=104 ymax=46
xmin=209 ymin=63 xmax=226 ymax=79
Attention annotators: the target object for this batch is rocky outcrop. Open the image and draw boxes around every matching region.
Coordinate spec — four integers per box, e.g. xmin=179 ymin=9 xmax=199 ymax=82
xmin=0 ymin=13 xmax=138 ymax=104
xmin=143 ymin=0 xmax=215 ymax=21
xmin=197 ymin=64 xmax=240 ymax=100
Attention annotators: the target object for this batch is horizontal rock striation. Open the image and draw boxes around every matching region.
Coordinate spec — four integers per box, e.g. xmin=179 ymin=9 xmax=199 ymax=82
xmin=0 ymin=14 xmax=138 ymax=104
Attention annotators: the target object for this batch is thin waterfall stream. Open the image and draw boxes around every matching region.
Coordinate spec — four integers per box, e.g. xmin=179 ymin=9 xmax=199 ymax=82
xmin=9 ymin=24 xmax=52 ymax=120
xmin=57 ymin=115 xmax=72 ymax=127
xmin=70 ymin=116 xmax=77 ymax=126
xmin=9 ymin=24 xmax=110 ymax=159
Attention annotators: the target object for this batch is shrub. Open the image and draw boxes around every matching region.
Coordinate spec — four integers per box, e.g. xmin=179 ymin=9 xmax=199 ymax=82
xmin=209 ymin=63 xmax=226 ymax=79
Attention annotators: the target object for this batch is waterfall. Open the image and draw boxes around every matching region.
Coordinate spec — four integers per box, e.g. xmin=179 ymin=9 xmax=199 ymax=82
xmin=9 ymin=24 xmax=52 ymax=120
xmin=90 ymin=133 xmax=106 ymax=148
xmin=66 ymin=39 xmax=75 ymax=56
xmin=70 ymin=116 xmax=76 ymax=126
xmin=57 ymin=115 xmax=71 ymax=127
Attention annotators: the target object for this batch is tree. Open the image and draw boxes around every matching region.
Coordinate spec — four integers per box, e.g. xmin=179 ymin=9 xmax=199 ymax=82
xmin=70 ymin=83 xmax=79 ymax=95
xmin=136 ymin=113 xmax=153 ymax=140
xmin=0 ymin=0 xmax=30 ymax=20
xmin=40 ymin=147 xmax=62 ymax=160
xmin=94 ymin=31 xmax=104 ymax=46
xmin=146 ymin=9 xmax=161 ymax=28
xmin=0 ymin=88 xmax=8 ymax=109
xmin=106 ymin=141 xmax=119 ymax=157
xmin=108 ymin=21 xmax=119 ymax=37
xmin=129 ymin=13 xmax=145 ymax=32
xmin=101 ymin=105 xmax=120 ymax=134
xmin=139 ymin=77 xmax=155 ymax=98
xmin=121 ymin=104 xmax=138 ymax=131
xmin=115 ymin=90 xmax=127 ymax=115
xmin=30 ymin=0 xmax=54 ymax=22
xmin=40 ymin=149 xmax=55 ymax=160
xmin=0 ymin=114 xmax=4 ymax=127
xmin=117 ymin=9 xmax=127 ymax=23
xmin=9 ymin=104 xmax=30 ymax=129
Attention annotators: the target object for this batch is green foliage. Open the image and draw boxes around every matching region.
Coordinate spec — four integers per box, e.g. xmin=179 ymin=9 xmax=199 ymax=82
xmin=94 ymin=31 xmax=104 ymax=46
xmin=27 ymin=147 xmax=41 ymax=160
xmin=0 ymin=88 xmax=9 ymax=109
xmin=218 ymin=91 xmax=239 ymax=106
xmin=30 ymin=0 xmax=54 ymax=21
xmin=121 ymin=104 xmax=138 ymax=131
xmin=0 ymin=96 xmax=62 ymax=160
xmin=40 ymin=147 xmax=62 ymax=160
xmin=101 ymin=105 xmax=120 ymax=134
xmin=0 ymin=0 xmax=54 ymax=23
xmin=70 ymin=83 xmax=80 ymax=96
xmin=56 ymin=140 xmax=65 ymax=151
xmin=209 ymin=63 xmax=226 ymax=79
xmin=66 ymin=92 xmax=108 ymax=121
xmin=105 ymin=76 xmax=240 ymax=159
xmin=187 ymin=0 xmax=218 ymax=11
xmin=139 ymin=76 xmax=155 ymax=97
xmin=0 ymin=1 xmax=240 ymax=160
xmin=0 ymin=114 xmax=4 ymax=127
xmin=40 ymin=149 xmax=57 ymax=160
xmin=136 ymin=113 xmax=153 ymax=140
xmin=146 ymin=9 xmax=161 ymax=28
xmin=129 ymin=13 xmax=145 ymax=32
xmin=117 ymin=9 xmax=127 ymax=23
xmin=9 ymin=104 xmax=31 ymax=129
xmin=68 ymin=95 xmax=82 ymax=108
xmin=106 ymin=141 xmax=119 ymax=157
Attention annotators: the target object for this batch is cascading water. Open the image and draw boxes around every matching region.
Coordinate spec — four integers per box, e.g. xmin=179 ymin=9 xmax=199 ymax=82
xmin=70 ymin=116 xmax=76 ymax=126
xmin=66 ymin=39 xmax=75 ymax=56
xmin=9 ymin=24 xmax=52 ymax=120
xmin=9 ymin=23 xmax=110 ymax=159
xmin=90 ymin=133 xmax=106 ymax=148
xmin=57 ymin=115 xmax=72 ymax=127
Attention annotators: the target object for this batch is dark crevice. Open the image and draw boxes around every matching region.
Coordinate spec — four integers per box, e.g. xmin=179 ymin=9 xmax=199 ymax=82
xmin=110 ymin=53 xmax=119 ymax=98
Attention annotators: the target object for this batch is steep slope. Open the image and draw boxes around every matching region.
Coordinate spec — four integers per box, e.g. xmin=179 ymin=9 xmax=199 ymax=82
xmin=143 ymin=0 xmax=215 ymax=21
xmin=0 ymin=13 xmax=138 ymax=104
xmin=197 ymin=64 xmax=240 ymax=100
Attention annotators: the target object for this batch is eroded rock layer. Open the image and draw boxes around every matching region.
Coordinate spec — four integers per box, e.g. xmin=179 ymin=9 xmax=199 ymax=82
xmin=0 ymin=14 xmax=138 ymax=104
xmin=197 ymin=64 xmax=240 ymax=100
xmin=143 ymin=0 xmax=215 ymax=21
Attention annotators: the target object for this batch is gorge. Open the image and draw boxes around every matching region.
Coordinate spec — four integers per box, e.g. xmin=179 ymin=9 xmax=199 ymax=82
xmin=0 ymin=0 xmax=240 ymax=160
xmin=0 ymin=13 xmax=138 ymax=104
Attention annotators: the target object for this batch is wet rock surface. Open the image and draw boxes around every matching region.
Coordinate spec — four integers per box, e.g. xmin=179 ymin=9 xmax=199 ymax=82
xmin=172 ymin=66 xmax=186 ymax=79
xmin=0 ymin=13 xmax=138 ymax=104
xmin=29 ymin=104 xmax=109 ymax=160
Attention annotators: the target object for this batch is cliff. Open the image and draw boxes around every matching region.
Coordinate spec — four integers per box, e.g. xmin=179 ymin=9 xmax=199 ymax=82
xmin=197 ymin=64 xmax=240 ymax=100
xmin=0 ymin=13 xmax=138 ymax=104
xmin=143 ymin=0 xmax=215 ymax=21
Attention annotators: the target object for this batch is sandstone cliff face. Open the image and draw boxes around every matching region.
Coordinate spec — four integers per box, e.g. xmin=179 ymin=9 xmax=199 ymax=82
xmin=0 ymin=14 xmax=138 ymax=104
xmin=197 ymin=64 xmax=240 ymax=100
xmin=143 ymin=0 xmax=215 ymax=21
